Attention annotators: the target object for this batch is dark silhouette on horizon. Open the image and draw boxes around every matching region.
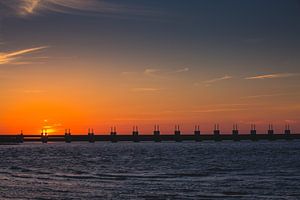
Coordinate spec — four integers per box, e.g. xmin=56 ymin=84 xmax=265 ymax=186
xmin=0 ymin=124 xmax=297 ymax=144
xmin=154 ymin=125 xmax=161 ymax=142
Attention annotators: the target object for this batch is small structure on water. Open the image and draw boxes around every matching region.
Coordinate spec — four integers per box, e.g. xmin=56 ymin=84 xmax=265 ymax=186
xmin=250 ymin=124 xmax=257 ymax=141
xmin=232 ymin=124 xmax=239 ymax=136
xmin=132 ymin=126 xmax=140 ymax=142
xmin=88 ymin=128 xmax=95 ymax=143
xmin=110 ymin=126 xmax=118 ymax=143
xmin=17 ymin=130 xmax=24 ymax=143
xmin=65 ymin=129 xmax=72 ymax=143
xmin=285 ymin=124 xmax=291 ymax=135
xmin=284 ymin=124 xmax=292 ymax=140
xmin=268 ymin=124 xmax=274 ymax=135
xmin=41 ymin=129 xmax=48 ymax=143
xmin=213 ymin=124 xmax=221 ymax=141
xmin=232 ymin=124 xmax=239 ymax=141
xmin=175 ymin=125 xmax=182 ymax=142
xmin=154 ymin=125 xmax=161 ymax=142
xmin=194 ymin=125 xmax=201 ymax=141
xmin=250 ymin=124 xmax=257 ymax=136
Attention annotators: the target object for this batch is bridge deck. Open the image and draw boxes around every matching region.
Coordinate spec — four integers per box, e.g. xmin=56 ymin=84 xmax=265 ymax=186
xmin=0 ymin=133 xmax=299 ymax=143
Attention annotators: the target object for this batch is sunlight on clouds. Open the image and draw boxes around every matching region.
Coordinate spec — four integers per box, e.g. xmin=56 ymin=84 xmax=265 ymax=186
xmin=0 ymin=0 xmax=156 ymax=17
xmin=0 ymin=46 xmax=48 ymax=65
xmin=173 ymin=67 xmax=189 ymax=73
xmin=42 ymin=119 xmax=62 ymax=134
xmin=143 ymin=67 xmax=190 ymax=78
xmin=20 ymin=0 xmax=40 ymax=15
xmin=203 ymin=75 xmax=232 ymax=86
xmin=144 ymin=68 xmax=161 ymax=75
xmin=245 ymin=73 xmax=300 ymax=80
xmin=192 ymin=108 xmax=248 ymax=113
xmin=241 ymin=93 xmax=294 ymax=99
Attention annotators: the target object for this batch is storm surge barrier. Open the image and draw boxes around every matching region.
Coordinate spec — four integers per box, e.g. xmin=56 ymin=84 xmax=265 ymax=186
xmin=0 ymin=125 xmax=299 ymax=143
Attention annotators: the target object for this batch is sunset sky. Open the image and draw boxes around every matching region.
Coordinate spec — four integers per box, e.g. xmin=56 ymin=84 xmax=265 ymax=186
xmin=0 ymin=0 xmax=300 ymax=134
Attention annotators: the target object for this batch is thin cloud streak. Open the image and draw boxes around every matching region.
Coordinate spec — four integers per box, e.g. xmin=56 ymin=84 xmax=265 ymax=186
xmin=192 ymin=108 xmax=248 ymax=113
xmin=144 ymin=68 xmax=161 ymax=75
xmin=11 ymin=62 xmax=46 ymax=65
xmin=0 ymin=0 xmax=159 ymax=17
xmin=143 ymin=67 xmax=189 ymax=78
xmin=0 ymin=46 xmax=48 ymax=65
xmin=203 ymin=75 xmax=232 ymax=84
xmin=241 ymin=93 xmax=294 ymax=99
xmin=245 ymin=73 xmax=300 ymax=80
xmin=172 ymin=67 xmax=189 ymax=73
xmin=143 ymin=68 xmax=165 ymax=79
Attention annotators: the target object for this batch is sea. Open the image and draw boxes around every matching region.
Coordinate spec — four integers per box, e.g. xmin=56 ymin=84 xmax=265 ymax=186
xmin=0 ymin=141 xmax=300 ymax=199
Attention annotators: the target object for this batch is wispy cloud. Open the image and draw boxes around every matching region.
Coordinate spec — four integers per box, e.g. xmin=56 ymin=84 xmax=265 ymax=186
xmin=245 ymin=73 xmax=300 ymax=80
xmin=192 ymin=103 xmax=251 ymax=113
xmin=142 ymin=68 xmax=164 ymax=79
xmin=122 ymin=67 xmax=188 ymax=79
xmin=144 ymin=68 xmax=161 ymax=76
xmin=0 ymin=0 xmax=159 ymax=17
xmin=21 ymin=0 xmax=40 ymax=15
xmin=143 ymin=67 xmax=189 ymax=78
xmin=203 ymin=75 xmax=232 ymax=86
xmin=206 ymin=103 xmax=253 ymax=107
xmin=192 ymin=108 xmax=248 ymax=113
xmin=43 ymin=119 xmax=63 ymax=133
xmin=131 ymin=87 xmax=163 ymax=92
xmin=0 ymin=46 xmax=48 ymax=65
xmin=241 ymin=93 xmax=294 ymax=99
xmin=173 ymin=67 xmax=189 ymax=73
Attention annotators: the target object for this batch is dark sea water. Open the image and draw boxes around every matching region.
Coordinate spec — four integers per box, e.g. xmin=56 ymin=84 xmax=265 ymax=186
xmin=1 ymin=141 xmax=300 ymax=200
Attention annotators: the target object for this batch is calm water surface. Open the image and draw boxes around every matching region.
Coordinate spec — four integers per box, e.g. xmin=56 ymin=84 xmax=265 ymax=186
xmin=0 ymin=141 xmax=300 ymax=199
